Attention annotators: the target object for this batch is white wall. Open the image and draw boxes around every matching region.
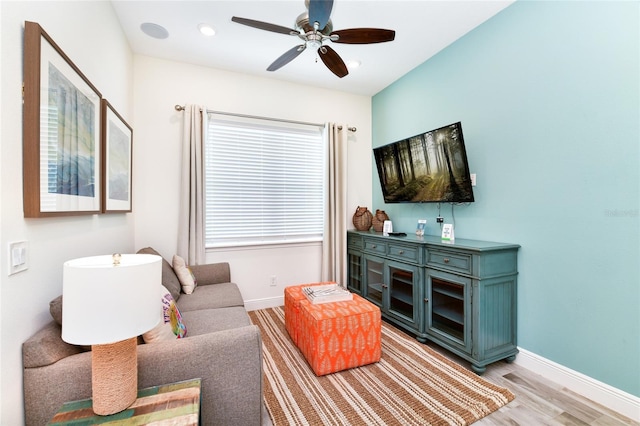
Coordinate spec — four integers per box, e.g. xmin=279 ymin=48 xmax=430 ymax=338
xmin=0 ymin=4 xmax=4 ymax=420
xmin=132 ymin=56 xmax=372 ymax=308
xmin=0 ymin=2 xmax=134 ymax=424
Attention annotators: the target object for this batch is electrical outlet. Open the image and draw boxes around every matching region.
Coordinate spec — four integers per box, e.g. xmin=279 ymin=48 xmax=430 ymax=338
xmin=436 ymin=217 xmax=444 ymax=223
xmin=270 ymin=275 xmax=277 ymax=287
xmin=471 ymin=173 xmax=476 ymax=186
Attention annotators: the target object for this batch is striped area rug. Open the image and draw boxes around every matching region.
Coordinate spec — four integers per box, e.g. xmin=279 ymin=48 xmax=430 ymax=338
xmin=249 ymin=307 xmax=515 ymax=426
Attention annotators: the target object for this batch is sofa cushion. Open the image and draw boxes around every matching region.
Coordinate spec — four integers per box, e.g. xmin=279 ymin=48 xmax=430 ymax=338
xmin=177 ymin=282 xmax=244 ymax=312
xmin=23 ymin=322 xmax=86 ymax=368
xmin=172 ymin=255 xmax=197 ymax=294
xmin=50 ymin=295 xmax=63 ymax=325
xmin=180 ymin=307 xmax=251 ymax=336
xmin=143 ymin=287 xmax=187 ymax=343
xmin=189 ymin=263 xmax=230 ymax=286
xmin=137 ymin=247 xmax=181 ymax=301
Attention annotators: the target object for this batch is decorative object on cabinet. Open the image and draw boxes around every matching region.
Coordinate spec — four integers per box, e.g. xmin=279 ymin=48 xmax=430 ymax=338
xmin=352 ymin=206 xmax=373 ymax=231
xmin=23 ymin=21 xmax=103 ymax=217
xmin=61 ymin=254 xmax=161 ymax=415
xmin=372 ymin=209 xmax=390 ymax=232
xmin=347 ymin=230 xmax=520 ymax=374
xmin=101 ymin=99 xmax=133 ymax=213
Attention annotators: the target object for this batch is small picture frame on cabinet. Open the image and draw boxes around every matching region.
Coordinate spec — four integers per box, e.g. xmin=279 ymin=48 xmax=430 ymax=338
xmin=441 ymin=224 xmax=455 ymax=242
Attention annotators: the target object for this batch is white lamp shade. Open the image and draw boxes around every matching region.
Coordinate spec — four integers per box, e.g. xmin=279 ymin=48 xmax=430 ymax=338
xmin=62 ymin=254 xmax=161 ymax=345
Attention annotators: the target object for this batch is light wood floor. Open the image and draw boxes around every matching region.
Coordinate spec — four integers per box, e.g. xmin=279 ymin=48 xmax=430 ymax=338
xmin=261 ymin=331 xmax=639 ymax=425
xmin=428 ymin=341 xmax=639 ymax=426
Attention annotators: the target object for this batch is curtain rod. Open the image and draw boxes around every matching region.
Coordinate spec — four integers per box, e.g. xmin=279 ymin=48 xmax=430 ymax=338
xmin=174 ymin=104 xmax=356 ymax=132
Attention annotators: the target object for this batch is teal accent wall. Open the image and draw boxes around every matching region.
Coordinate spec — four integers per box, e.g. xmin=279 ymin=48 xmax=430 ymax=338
xmin=372 ymin=1 xmax=639 ymax=396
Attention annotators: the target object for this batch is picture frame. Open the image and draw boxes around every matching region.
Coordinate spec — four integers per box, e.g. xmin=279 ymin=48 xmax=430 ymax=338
xmin=23 ymin=21 xmax=102 ymax=217
xmin=101 ymin=100 xmax=133 ymax=213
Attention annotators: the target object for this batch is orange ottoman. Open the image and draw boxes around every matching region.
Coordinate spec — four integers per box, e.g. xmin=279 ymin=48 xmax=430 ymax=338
xmin=297 ymin=294 xmax=381 ymax=376
xmin=284 ymin=282 xmax=335 ymax=346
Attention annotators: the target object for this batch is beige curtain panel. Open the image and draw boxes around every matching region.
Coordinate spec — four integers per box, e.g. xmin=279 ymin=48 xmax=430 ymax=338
xmin=321 ymin=123 xmax=348 ymax=286
xmin=177 ymin=105 xmax=206 ymax=265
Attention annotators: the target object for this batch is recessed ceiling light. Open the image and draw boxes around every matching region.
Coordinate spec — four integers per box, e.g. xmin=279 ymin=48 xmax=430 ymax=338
xmin=140 ymin=22 xmax=169 ymax=39
xmin=198 ymin=23 xmax=216 ymax=37
xmin=347 ymin=60 xmax=361 ymax=70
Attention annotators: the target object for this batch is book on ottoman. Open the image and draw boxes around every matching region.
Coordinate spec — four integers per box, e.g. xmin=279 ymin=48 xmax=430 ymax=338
xmin=302 ymin=284 xmax=353 ymax=304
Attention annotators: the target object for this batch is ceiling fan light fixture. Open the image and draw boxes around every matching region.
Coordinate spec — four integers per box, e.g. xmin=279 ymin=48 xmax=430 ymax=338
xmin=198 ymin=23 xmax=216 ymax=37
xmin=306 ymin=32 xmax=323 ymax=50
xmin=140 ymin=22 xmax=169 ymax=39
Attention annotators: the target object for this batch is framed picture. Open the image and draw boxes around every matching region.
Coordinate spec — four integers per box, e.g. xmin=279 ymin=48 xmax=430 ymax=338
xmin=23 ymin=21 xmax=102 ymax=217
xmin=101 ymin=100 xmax=133 ymax=213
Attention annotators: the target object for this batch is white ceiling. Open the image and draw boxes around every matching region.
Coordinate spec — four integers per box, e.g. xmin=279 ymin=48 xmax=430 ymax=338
xmin=111 ymin=1 xmax=514 ymax=96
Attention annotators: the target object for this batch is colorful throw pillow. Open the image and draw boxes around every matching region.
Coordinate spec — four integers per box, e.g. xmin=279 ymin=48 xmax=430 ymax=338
xmin=143 ymin=286 xmax=187 ymax=343
xmin=172 ymin=255 xmax=197 ymax=294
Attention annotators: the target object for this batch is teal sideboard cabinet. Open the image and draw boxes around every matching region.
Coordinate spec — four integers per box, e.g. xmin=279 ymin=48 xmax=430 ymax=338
xmin=347 ymin=230 xmax=520 ymax=374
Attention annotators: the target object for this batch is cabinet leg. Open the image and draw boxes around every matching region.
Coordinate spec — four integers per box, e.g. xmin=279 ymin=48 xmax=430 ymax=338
xmin=416 ymin=336 xmax=427 ymax=344
xmin=505 ymin=355 xmax=516 ymax=363
xmin=471 ymin=364 xmax=486 ymax=375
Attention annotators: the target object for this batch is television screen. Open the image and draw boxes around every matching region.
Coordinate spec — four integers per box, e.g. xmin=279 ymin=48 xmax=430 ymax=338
xmin=374 ymin=122 xmax=474 ymax=203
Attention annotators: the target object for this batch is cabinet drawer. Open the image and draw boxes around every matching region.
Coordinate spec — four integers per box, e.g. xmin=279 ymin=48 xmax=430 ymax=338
xmin=364 ymin=239 xmax=387 ymax=255
xmin=388 ymin=244 xmax=420 ymax=263
xmin=348 ymin=234 xmax=363 ymax=249
xmin=427 ymin=250 xmax=472 ymax=274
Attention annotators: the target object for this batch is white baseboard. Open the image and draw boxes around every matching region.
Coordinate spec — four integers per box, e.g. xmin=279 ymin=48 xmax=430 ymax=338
xmin=244 ymin=296 xmax=283 ymax=312
xmin=514 ymin=348 xmax=640 ymax=422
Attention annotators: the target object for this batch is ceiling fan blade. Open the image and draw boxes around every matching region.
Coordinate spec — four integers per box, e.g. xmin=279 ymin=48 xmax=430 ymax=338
xmin=231 ymin=16 xmax=298 ymax=35
xmin=318 ymin=45 xmax=348 ymax=78
xmin=267 ymin=45 xmax=307 ymax=71
xmin=308 ymin=0 xmax=333 ymax=31
xmin=331 ymin=28 xmax=396 ymax=44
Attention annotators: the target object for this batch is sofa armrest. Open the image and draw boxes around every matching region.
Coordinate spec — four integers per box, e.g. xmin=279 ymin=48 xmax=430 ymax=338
xmin=189 ymin=262 xmax=231 ymax=286
xmin=24 ymin=325 xmax=262 ymax=426
xmin=137 ymin=325 xmax=263 ymax=426
xmin=24 ymin=351 xmax=93 ymax=426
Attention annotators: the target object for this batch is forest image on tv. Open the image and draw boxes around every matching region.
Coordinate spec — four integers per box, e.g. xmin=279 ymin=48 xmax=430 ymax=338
xmin=374 ymin=123 xmax=474 ymax=203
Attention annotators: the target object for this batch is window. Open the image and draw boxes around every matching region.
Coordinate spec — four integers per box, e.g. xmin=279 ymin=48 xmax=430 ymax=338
xmin=205 ymin=114 xmax=325 ymax=248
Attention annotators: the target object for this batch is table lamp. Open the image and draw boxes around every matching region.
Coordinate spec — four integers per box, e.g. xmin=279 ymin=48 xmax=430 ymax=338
xmin=61 ymin=253 xmax=161 ymax=415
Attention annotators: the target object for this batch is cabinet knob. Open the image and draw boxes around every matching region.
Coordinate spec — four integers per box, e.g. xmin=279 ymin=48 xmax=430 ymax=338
xmin=444 ymin=258 xmax=450 ymax=263
xmin=382 ymin=284 xmax=388 ymax=289
xmin=424 ymin=298 xmax=429 ymax=303
xmin=399 ymin=250 xmax=404 ymax=255
xmin=372 ymin=244 xmax=377 ymax=249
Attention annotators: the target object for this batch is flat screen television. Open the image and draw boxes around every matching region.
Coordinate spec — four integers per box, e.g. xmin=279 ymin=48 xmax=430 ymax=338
xmin=374 ymin=122 xmax=474 ymax=203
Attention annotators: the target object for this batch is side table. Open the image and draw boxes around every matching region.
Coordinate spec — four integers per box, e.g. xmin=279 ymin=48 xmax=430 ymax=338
xmin=48 ymin=378 xmax=201 ymax=425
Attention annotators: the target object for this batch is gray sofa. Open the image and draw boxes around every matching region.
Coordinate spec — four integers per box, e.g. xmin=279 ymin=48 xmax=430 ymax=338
xmin=22 ymin=247 xmax=263 ymax=425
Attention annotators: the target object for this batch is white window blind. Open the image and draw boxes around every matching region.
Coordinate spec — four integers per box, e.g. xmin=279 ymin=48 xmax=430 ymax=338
xmin=205 ymin=114 xmax=325 ymax=247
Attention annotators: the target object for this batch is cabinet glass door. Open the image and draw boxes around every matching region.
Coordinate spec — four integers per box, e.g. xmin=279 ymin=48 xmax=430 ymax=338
xmin=389 ymin=266 xmax=415 ymax=321
xmin=431 ymin=278 xmax=464 ymax=341
xmin=348 ymin=251 xmax=363 ymax=294
xmin=365 ymin=257 xmax=384 ymax=306
xmin=426 ymin=270 xmax=471 ymax=352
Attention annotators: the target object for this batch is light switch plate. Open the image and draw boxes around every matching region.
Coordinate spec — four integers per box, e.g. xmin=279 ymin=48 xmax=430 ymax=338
xmin=8 ymin=241 xmax=28 ymax=275
xmin=470 ymin=173 xmax=477 ymax=186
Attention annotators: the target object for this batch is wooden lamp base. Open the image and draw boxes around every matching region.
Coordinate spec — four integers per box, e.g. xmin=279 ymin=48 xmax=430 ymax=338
xmin=91 ymin=337 xmax=138 ymax=415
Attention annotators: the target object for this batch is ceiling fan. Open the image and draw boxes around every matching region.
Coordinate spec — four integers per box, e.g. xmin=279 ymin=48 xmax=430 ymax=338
xmin=231 ymin=0 xmax=395 ymax=78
